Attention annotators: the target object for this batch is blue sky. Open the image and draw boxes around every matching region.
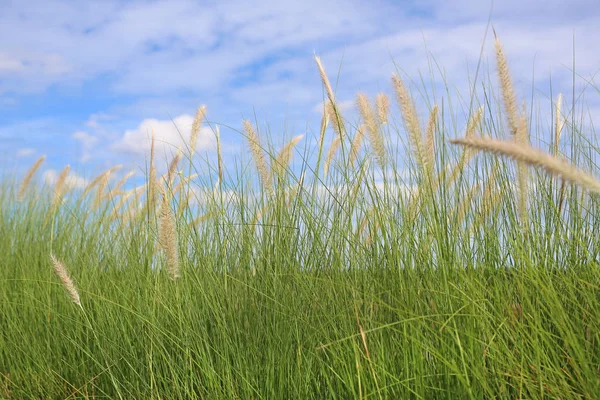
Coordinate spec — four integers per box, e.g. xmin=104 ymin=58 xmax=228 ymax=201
xmin=1 ymin=0 xmax=599 ymax=188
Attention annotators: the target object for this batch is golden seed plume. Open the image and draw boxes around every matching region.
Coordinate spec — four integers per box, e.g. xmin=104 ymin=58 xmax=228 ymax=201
xmin=450 ymin=136 xmax=600 ymax=194
xmin=166 ymin=149 xmax=182 ymax=189
xmin=494 ymin=32 xmax=520 ymax=136
xmin=318 ymin=107 xmax=329 ymax=157
xmin=392 ymin=73 xmax=423 ymax=168
xmin=54 ymin=165 xmax=71 ymax=205
xmin=112 ymin=170 xmax=135 ymax=194
xmin=18 ymin=155 xmax=45 ymax=201
xmin=158 ymin=186 xmax=180 ymax=279
xmin=424 ymin=105 xmax=438 ymax=180
xmin=50 ymin=253 xmax=81 ymax=307
xmin=325 ymin=99 xmax=344 ymax=141
xmin=190 ymin=105 xmax=206 ymax=154
xmin=357 ymin=93 xmax=386 ymax=169
xmin=349 ymin=124 xmax=366 ymax=167
xmin=375 ymin=92 xmax=390 ymax=124
xmin=94 ymin=165 xmax=123 ymax=209
xmin=314 ymin=55 xmax=336 ymax=108
xmin=243 ymin=120 xmax=272 ymax=194
xmin=274 ymin=134 xmax=304 ymax=178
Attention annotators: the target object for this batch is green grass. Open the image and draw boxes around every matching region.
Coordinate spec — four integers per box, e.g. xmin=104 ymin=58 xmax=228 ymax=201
xmin=1 ymin=40 xmax=600 ymax=399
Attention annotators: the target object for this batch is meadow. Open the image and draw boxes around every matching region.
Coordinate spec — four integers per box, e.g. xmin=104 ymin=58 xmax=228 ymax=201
xmin=1 ymin=35 xmax=600 ymax=399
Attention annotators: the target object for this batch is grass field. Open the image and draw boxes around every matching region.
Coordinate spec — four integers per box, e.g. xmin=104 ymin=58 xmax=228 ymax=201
xmin=1 ymin=36 xmax=600 ymax=399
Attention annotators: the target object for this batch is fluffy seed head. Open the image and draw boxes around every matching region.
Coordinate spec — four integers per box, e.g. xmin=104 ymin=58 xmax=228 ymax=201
xmin=450 ymin=136 xmax=600 ymax=194
xmin=50 ymin=254 xmax=81 ymax=307
xmin=357 ymin=93 xmax=386 ymax=169
xmin=190 ymin=105 xmax=206 ymax=153
xmin=158 ymin=186 xmax=180 ymax=279
xmin=243 ymin=120 xmax=272 ymax=194
xmin=18 ymin=155 xmax=46 ymax=201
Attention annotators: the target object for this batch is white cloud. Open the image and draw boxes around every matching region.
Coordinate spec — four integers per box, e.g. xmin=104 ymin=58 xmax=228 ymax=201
xmin=16 ymin=148 xmax=36 ymax=157
xmin=112 ymin=114 xmax=215 ymax=159
xmin=42 ymin=169 xmax=88 ymax=189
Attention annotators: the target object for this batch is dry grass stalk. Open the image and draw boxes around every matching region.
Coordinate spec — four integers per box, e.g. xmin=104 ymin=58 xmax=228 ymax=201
xmin=357 ymin=93 xmax=386 ymax=169
xmin=494 ymin=32 xmax=520 ymax=136
xmin=158 ymin=186 xmax=180 ymax=279
xmin=18 ymin=155 xmax=46 ymax=201
xmin=50 ymin=253 xmax=81 ymax=307
xmin=110 ymin=185 xmax=145 ymax=221
xmin=424 ymin=105 xmax=438 ymax=180
xmin=392 ymin=73 xmax=424 ymax=169
xmin=243 ymin=120 xmax=272 ymax=194
xmin=190 ymin=105 xmax=207 ymax=153
xmin=274 ymin=134 xmax=304 ymax=178
xmin=450 ymin=136 xmax=600 ymax=194
xmin=349 ymin=124 xmax=366 ymax=167
xmin=375 ymin=92 xmax=390 ymax=124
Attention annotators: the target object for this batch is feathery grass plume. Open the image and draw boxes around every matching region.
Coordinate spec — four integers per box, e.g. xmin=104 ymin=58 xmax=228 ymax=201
xmin=216 ymin=125 xmax=223 ymax=185
xmin=315 ymin=56 xmax=345 ymax=140
xmin=190 ymin=105 xmax=207 ymax=154
xmin=554 ymin=93 xmax=564 ymax=156
xmin=94 ymin=165 xmax=122 ymax=209
xmin=318 ymin=106 xmax=329 ymax=156
xmin=243 ymin=120 xmax=272 ymax=194
xmin=274 ymin=134 xmax=304 ymax=178
xmin=314 ymin=55 xmax=336 ymax=110
xmin=450 ymin=136 xmax=600 ymax=194
xmin=324 ymin=134 xmax=341 ymax=177
xmin=392 ymin=73 xmax=424 ymax=169
xmin=494 ymin=31 xmax=520 ymax=136
xmin=18 ymin=155 xmax=45 ymax=201
xmin=165 ymin=149 xmax=182 ymax=189
xmin=111 ymin=170 xmax=135 ymax=195
xmin=110 ymin=185 xmax=145 ymax=221
xmin=357 ymin=93 xmax=386 ymax=170
xmin=325 ymin=99 xmax=344 ymax=142
xmin=349 ymin=124 xmax=366 ymax=167
xmin=375 ymin=92 xmax=390 ymax=124
xmin=50 ymin=253 xmax=81 ymax=307
xmin=53 ymin=165 xmax=71 ymax=206
xmin=158 ymin=186 xmax=180 ymax=279
xmin=424 ymin=105 xmax=438 ymax=181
